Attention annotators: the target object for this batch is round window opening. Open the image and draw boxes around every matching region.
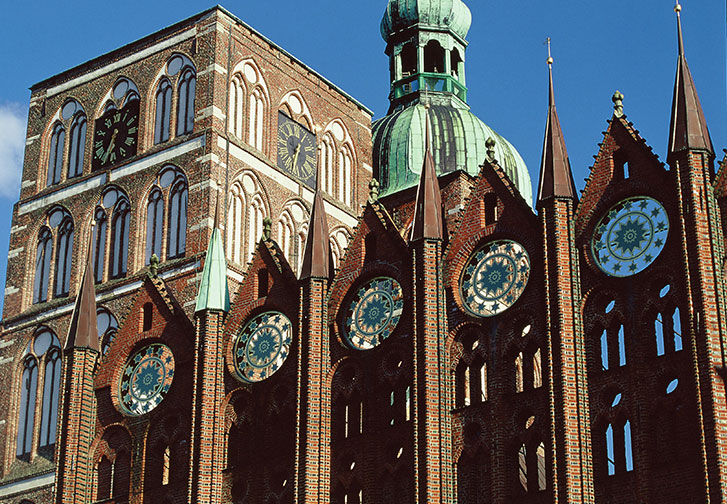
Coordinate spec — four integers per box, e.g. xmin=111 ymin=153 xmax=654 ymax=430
xmin=591 ymin=196 xmax=669 ymax=277
xmin=343 ymin=277 xmax=404 ymax=350
xmin=460 ymin=240 xmax=530 ymax=317
xmin=119 ymin=343 xmax=175 ymax=416
xmin=234 ymin=311 xmax=293 ymax=383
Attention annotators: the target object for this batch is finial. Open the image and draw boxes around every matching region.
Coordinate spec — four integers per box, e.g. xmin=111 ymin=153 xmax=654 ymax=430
xmin=262 ymin=217 xmax=272 ymax=241
xmin=545 ymin=37 xmax=554 ymax=65
xmin=368 ymin=178 xmax=380 ymax=204
xmin=674 ymin=2 xmax=682 ymax=13
xmin=486 ymin=137 xmax=497 ymax=162
xmin=612 ymin=90 xmax=624 ymax=118
xmin=149 ymin=254 xmax=159 ymax=278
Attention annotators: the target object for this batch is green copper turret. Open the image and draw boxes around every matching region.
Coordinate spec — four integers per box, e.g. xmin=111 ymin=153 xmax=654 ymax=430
xmin=374 ymin=0 xmax=532 ymax=204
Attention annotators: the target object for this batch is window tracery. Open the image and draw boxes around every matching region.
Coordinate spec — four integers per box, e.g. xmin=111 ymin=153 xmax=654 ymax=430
xmin=455 ymin=328 xmax=488 ymax=408
xmin=46 ymin=99 xmax=88 ymax=186
xmin=145 ymin=166 xmax=188 ymax=263
xmin=33 ymin=207 xmax=74 ymax=303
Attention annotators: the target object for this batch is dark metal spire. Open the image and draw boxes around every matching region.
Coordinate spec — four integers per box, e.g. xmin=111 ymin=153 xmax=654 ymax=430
xmin=668 ymin=2 xmax=713 ymax=158
xmin=537 ymin=40 xmax=577 ymax=204
xmin=300 ymin=147 xmax=331 ymax=280
xmin=65 ymin=222 xmax=99 ymax=351
xmin=410 ymin=106 xmax=443 ymax=241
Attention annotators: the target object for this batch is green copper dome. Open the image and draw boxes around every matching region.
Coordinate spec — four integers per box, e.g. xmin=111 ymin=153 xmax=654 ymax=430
xmin=373 ymin=102 xmax=533 ymax=205
xmin=381 ymin=0 xmax=472 ymax=42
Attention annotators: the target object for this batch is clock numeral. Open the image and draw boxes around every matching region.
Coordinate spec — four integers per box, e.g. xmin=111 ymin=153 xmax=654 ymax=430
xmin=97 ymin=130 xmax=106 ymax=137
xmin=105 ymin=119 xmax=112 ymax=128
xmin=123 ymin=112 xmax=128 ymax=122
xmin=127 ymin=117 xmax=136 ymax=126
xmin=119 ymin=147 xmax=126 ymax=157
xmin=125 ymin=137 xmax=135 ymax=146
xmin=95 ymin=148 xmax=105 ymax=159
xmin=114 ymin=112 xmax=122 ymax=123
xmin=95 ymin=140 xmax=104 ymax=148
xmin=110 ymin=152 xmax=116 ymax=163
xmin=128 ymin=126 xmax=138 ymax=134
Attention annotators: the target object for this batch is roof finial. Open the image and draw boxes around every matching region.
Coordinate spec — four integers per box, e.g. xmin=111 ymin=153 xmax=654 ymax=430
xmin=546 ymin=37 xmax=554 ymax=65
xmin=612 ymin=91 xmax=624 ymax=117
xmin=674 ymin=2 xmax=685 ymax=56
xmin=368 ymin=178 xmax=380 ymax=204
xmin=486 ymin=137 xmax=497 ymax=162
xmin=262 ymin=217 xmax=272 ymax=241
xmin=149 ymin=254 xmax=159 ymax=278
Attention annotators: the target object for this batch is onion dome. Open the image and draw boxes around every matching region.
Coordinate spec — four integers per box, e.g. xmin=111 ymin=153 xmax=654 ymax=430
xmin=381 ymin=0 xmax=473 ymax=42
xmin=373 ymin=102 xmax=533 ymax=204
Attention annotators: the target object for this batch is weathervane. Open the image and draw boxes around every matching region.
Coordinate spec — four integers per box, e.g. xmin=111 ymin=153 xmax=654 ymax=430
xmin=545 ymin=37 xmax=553 ymax=65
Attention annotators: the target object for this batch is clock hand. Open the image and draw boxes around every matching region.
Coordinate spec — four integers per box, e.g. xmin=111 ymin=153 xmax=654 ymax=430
xmin=292 ymin=144 xmax=301 ymax=171
xmin=102 ymin=129 xmax=119 ymax=163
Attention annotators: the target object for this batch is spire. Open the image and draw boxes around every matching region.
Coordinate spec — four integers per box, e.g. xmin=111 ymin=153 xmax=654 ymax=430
xmin=65 ymin=222 xmax=99 ymax=351
xmin=410 ymin=106 xmax=443 ymax=241
xmin=300 ymin=161 xmax=331 ymax=280
xmin=195 ymin=200 xmax=231 ymax=313
xmin=537 ymin=41 xmax=577 ymax=204
xmin=668 ymin=2 xmax=713 ymax=158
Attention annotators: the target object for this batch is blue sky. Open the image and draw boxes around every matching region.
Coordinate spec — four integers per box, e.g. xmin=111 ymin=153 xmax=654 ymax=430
xmin=0 ymin=0 xmax=725 ymax=314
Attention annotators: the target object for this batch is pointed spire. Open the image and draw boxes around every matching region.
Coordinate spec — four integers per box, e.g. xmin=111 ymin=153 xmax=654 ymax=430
xmin=300 ymin=157 xmax=331 ymax=280
xmin=668 ymin=2 xmax=713 ymax=158
xmin=195 ymin=198 xmax=231 ymax=313
xmin=65 ymin=222 xmax=99 ymax=351
xmin=537 ymin=42 xmax=577 ymax=204
xmin=410 ymin=106 xmax=443 ymax=241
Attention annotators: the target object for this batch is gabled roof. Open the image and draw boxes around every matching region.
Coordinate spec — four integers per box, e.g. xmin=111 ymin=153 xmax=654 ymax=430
xmin=668 ymin=6 xmax=713 ymax=159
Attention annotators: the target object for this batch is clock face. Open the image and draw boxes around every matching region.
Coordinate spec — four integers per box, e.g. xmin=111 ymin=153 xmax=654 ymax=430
xmin=233 ymin=311 xmax=293 ymax=383
xmin=460 ymin=240 xmax=531 ymax=317
xmin=591 ymin=196 xmax=669 ymax=277
xmin=277 ymin=112 xmax=316 ymax=188
xmin=92 ymin=100 xmax=139 ymax=170
xmin=343 ymin=277 xmax=404 ymax=350
xmin=119 ymin=343 xmax=175 ymax=416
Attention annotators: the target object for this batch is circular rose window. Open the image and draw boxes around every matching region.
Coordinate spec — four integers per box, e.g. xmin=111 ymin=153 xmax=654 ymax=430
xmin=234 ymin=311 xmax=293 ymax=383
xmin=119 ymin=343 xmax=175 ymax=416
xmin=591 ymin=196 xmax=669 ymax=277
xmin=460 ymin=240 xmax=530 ymax=317
xmin=343 ymin=277 xmax=404 ymax=350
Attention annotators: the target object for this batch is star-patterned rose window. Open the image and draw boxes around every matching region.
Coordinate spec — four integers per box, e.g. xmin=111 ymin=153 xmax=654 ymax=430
xmin=119 ymin=343 xmax=175 ymax=416
xmin=343 ymin=277 xmax=404 ymax=350
xmin=591 ymin=196 xmax=669 ymax=277
xmin=460 ymin=240 xmax=530 ymax=317
xmin=234 ymin=311 xmax=293 ymax=383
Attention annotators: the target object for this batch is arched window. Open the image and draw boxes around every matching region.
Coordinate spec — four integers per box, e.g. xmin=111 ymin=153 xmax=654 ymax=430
xmin=338 ymin=144 xmax=353 ymax=207
xmin=278 ymin=211 xmax=294 ymax=264
xmin=53 ymin=217 xmax=74 ymax=297
xmin=655 ymin=307 xmax=684 ymax=355
xmin=599 ymin=323 xmax=627 ymax=370
xmin=110 ymin=198 xmax=130 ymax=278
xmin=113 ymin=450 xmax=131 ymax=497
xmin=33 ymin=228 xmax=52 ymax=304
xmin=424 ymin=40 xmax=445 ymax=73
xmin=146 ymin=188 xmax=164 ymax=263
xmin=16 ymin=356 xmax=38 ymax=457
xmin=97 ymin=307 xmax=119 ymax=356
xmin=167 ymin=180 xmax=188 ymax=259
xmin=227 ymin=183 xmax=245 ymax=264
xmin=400 ymin=43 xmax=417 ymax=77
xmin=176 ymin=67 xmax=196 ymax=136
xmin=247 ymin=196 xmax=265 ymax=263
xmin=154 ymin=79 xmax=172 ymax=144
xmin=96 ymin=456 xmax=112 ymax=500
xmin=484 ymin=193 xmax=498 ymax=225
xmin=532 ymin=348 xmax=543 ymax=389
xmin=93 ymin=207 xmax=107 ymax=283
xmin=229 ymin=75 xmax=245 ymax=138
xmin=47 ymin=122 xmax=65 ymax=186
xmin=518 ymin=444 xmax=528 ymax=492
xmin=605 ymin=419 xmax=634 ymax=476
xmin=321 ymin=134 xmax=335 ymax=195
xmin=455 ymin=329 xmax=488 ymax=408
xmin=39 ymin=345 xmax=61 ymax=448
xmin=67 ymin=113 xmax=87 ymax=178
xmin=249 ymin=87 xmax=265 ymax=151
xmin=515 ymin=352 xmax=524 ymax=393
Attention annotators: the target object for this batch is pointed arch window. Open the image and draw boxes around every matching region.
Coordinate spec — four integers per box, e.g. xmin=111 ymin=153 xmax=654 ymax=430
xmin=605 ymin=419 xmax=634 ymax=475
xmin=278 ymin=211 xmax=294 ymax=264
xmin=167 ymin=180 xmax=188 ymax=259
xmin=93 ymin=207 xmax=107 ymax=283
xmin=154 ymin=79 xmax=172 ymax=144
xmin=146 ymin=188 xmax=164 ymax=263
xmin=47 ymin=123 xmax=65 ymax=186
xmin=247 ymin=196 xmax=265 ymax=263
xmin=110 ymin=198 xmax=130 ymax=278
xmin=16 ymin=357 xmax=38 ymax=457
xmin=96 ymin=456 xmax=112 ymax=500
xmin=515 ymin=352 xmax=524 ymax=393
xmin=176 ymin=68 xmax=196 ymax=136
xmin=655 ymin=307 xmax=684 ymax=356
xmin=39 ymin=345 xmax=61 ymax=448
xmin=249 ymin=87 xmax=265 ymax=151
xmin=599 ymin=323 xmax=627 ymax=371
xmin=227 ymin=182 xmax=245 ymax=264
xmin=229 ymin=75 xmax=245 ymax=138
xmin=97 ymin=307 xmax=119 ymax=356
xmin=339 ymin=144 xmax=353 ymax=207
xmin=321 ymin=134 xmax=335 ymax=195
xmin=67 ymin=114 xmax=86 ymax=178
xmin=33 ymin=227 xmax=52 ymax=304
xmin=53 ymin=217 xmax=74 ymax=297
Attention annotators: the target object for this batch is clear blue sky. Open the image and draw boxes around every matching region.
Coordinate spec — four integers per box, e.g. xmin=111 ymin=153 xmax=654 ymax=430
xmin=0 ymin=0 xmax=725 ymax=315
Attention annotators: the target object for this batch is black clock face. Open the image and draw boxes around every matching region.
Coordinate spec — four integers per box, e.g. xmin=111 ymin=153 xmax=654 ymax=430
xmin=277 ymin=112 xmax=316 ymax=188
xmin=92 ymin=100 xmax=139 ymax=170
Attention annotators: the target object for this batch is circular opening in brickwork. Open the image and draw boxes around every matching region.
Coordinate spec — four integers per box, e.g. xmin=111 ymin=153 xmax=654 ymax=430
xmin=62 ymin=100 xmax=78 ymax=121
xmin=102 ymin=189 xmax=118 ymax=209
xmin=113 ymin=80 xmax=129 ymax=100
xmin=33 ymin=331 xmax=53 ymax=356
xmin=605 ymin=300 xmax=616 ymax=314
xmin=167 ymin=56 xmax=183 ymax=76
xmin=659 ymin=284 xmax=671 ymax=298
xmin=464 ymin=423 xmax=481 ymax=443
xmin=611 ymin=393 xmax=622 ymax=408
xmin=666 ymin=378 xmax=679 ymax=394
xmin=521 ymin=324 xmax=532 ymax=337
xmin=396 ymin=447 xmax=403 ymax=459
xmin=525 ymin=416 xmax=536 ymax=430
xmin=49 ymin=209 xmax=65 ymax=228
